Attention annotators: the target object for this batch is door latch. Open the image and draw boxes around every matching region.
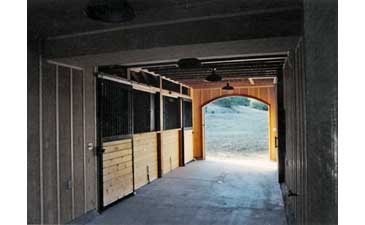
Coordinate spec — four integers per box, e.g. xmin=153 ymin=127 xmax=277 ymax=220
xmin=288 ymin=190 xmax=299 ymax=197
xmin=67 ymin=179 xmax=72 ymax=190
xmin=96 ymin=146 xmax=105 ymax=155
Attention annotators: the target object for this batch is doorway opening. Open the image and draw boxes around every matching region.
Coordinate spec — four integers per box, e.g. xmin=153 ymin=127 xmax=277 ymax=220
xmin=203 ymin=96 xmax=270 ymax=163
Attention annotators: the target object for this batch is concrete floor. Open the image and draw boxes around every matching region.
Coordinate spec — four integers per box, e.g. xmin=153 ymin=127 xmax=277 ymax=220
xmin=87 ymin=159 xmax=287 ymax=225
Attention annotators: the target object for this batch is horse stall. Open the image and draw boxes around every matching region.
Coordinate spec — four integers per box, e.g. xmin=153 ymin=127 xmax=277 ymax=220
xmin=97 ymin=68 xmax=193 ymax=209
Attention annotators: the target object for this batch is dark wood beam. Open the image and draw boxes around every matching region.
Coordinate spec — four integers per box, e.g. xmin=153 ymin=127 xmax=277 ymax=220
xmin=44 ymin=9 xmax=302 ymax=59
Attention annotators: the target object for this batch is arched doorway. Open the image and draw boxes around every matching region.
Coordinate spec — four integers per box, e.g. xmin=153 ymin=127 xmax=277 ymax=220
xmin=202 ymin=96 xmax=270 ymax=161
xmin=191 ymin=86 xmax=278 ymax=161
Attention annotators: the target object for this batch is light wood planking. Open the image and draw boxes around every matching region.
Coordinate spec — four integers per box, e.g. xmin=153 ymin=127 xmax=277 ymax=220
xmin=184 ymin=130 xmax=194 ymax=163
xmin=133 ymin=132 xmax=158 ymax=189
xmin=102 ymin=139 xmax=133 ymax=206
xmin=192 ymin=89 xmax=203 ymax=159
xmin=161 ymin=129 xmax=180 ymax=175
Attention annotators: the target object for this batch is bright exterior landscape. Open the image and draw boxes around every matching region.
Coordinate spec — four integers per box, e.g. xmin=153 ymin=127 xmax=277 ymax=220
xmin=204 ymin=97 xmax=269 ymax=161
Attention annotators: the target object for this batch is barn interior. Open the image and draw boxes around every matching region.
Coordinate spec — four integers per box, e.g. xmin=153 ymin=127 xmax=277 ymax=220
xmin=28 ymin=0 xmax=338 ymax=225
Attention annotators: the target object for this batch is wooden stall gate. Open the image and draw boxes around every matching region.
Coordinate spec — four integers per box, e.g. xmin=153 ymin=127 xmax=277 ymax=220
xmin=183 ymin=129 xmax=194 ymax=164
xmin=97 ymin=76 xmax=135 ymax=209
xmin=161 ymin=129 xmax=180 ymax=175
xmin=102 ymin=139 xmax=133 ymax=207
xmin=133 ymin=132 xmax=158 ymax=189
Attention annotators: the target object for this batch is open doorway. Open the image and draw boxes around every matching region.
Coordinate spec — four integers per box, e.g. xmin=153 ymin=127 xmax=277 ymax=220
xmin=203 ymin=96 xmax=270 ymax=162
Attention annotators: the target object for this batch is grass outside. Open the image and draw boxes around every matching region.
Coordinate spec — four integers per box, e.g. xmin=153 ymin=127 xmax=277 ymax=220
xmin=204 ymin=102 xmax=269 ymax=161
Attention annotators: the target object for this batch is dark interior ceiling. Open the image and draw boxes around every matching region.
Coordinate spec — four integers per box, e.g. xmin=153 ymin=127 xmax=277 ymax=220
xmin=29 ymin=0 xmax=302 ymax=38
xmin=31 ymin=0 xmax=297 ymax=88
xmin=100 ymin=54 xmax=287 ymax=88
xmin=140 ymin=55 xmax=286 ymax=87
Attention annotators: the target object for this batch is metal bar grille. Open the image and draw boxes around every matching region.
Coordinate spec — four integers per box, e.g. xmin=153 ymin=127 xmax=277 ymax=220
xmin=163 ymin=96 xmax=180 ymax=130
xmin=100 ymin=79 xmax=131 ymax=140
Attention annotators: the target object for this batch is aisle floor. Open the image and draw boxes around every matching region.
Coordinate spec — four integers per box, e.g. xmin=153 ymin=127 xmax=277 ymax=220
xmin=87 ymin=159 xmax=287 ymax=225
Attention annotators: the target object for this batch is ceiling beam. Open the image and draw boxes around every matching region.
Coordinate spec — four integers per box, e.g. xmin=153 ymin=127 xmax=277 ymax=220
xmin=44 ymin=9 xmax=302 ymax=59
xmin=248 ymin=78 xmax=255 ymax=85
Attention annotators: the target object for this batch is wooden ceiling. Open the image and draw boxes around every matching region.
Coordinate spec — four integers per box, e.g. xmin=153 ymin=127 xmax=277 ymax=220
xmin=100 ymin=54 xmax=287 ymax=89
xmin=139 ymin=55 xmax=286 ymax=88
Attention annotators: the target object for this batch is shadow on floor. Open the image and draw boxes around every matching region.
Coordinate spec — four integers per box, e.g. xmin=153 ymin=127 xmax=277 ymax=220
xmin=87 ymin=160 xmax=287 ymax=225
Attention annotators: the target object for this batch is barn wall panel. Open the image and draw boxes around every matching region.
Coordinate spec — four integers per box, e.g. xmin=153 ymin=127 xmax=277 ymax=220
xmin=58 ymin=66 xmax=73 ymax=223
xmin=28 ymin=59 xmax=97 ymax=224
xmin=72 ymin=69 xmax=85 ymax=218
xmin=42 ymin=62 xmax=58 ymax=224
xmin=27 ymin=43 xmax=41 ymax=224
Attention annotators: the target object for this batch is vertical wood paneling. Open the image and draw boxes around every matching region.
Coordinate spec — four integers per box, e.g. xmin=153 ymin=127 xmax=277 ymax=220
xmin=248 ymin=87 xmax=258 ymax=97
xmin=269 ymin=87 xmax=278 ymax=161
xmin=210 ymin=88 xmax=220 ymax=100
xmin=192 ymin=89 xmax=202 ymax=159
xmin=27 ymin=44 xmax=41 ymax=224
xmin=259 ymin=87 xmax=269 ymax=103
xmin=84 ymin=68 xmax=97 ymax=211
xmin=72 ymin=69 xmax=85 ymax=218
xmin=58 ymin=66 xmax=73 ymax=223
xmin=240 ymin=88 xmax=248 ymax=95
xmin=29 ymin=60 xmax=97 ymax=224
xmin=201 ymin=89 xmax=210 ymax=105
xmin=42 ymin=63 xmax=58 ymax=224
xmin=282 ymin=39 xmax=307 ymax=225
xmin=232 ymin=87 xmax=240 ymax=95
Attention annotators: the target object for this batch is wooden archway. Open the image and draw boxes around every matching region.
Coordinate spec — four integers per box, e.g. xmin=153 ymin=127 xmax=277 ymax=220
xmin=191 ymin=84 xmax=278 ymax=161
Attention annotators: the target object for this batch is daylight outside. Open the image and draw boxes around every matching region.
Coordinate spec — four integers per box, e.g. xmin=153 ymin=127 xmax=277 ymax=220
xmin=204 ymin=96 xmax=270 ymax=162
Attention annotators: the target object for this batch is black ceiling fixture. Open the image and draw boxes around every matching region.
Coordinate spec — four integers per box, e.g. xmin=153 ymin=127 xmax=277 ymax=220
xmin=177 ymin=58 xmax=201 ymax=69
xmin=85 ymin=0 xmax=135 ymax=23
xmin=205 ymin=68 xmax=222 ymax=82
xmin=222 ymin=82 xmax=234 ymax=90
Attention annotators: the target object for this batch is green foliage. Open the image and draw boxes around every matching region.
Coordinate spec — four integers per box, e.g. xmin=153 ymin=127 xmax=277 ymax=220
xmin=212 ymin=97 xmax=268 ymax=111
xmin=250 ymin=100 xmax=268 ymax=111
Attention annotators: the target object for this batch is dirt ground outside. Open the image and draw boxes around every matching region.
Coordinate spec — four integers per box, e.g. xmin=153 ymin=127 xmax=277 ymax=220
xmin=204 ymin=99 xmax=269 ymax=161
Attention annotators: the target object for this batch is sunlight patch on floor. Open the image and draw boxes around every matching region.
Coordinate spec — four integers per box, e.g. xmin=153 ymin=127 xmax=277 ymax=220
xmin=205 ymin=157 xmax=277 ymax=171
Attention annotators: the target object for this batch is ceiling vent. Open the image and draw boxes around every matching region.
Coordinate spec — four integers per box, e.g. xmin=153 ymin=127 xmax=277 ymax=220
xmin=85 ymin=0 xmax=135 ymax=23
xmin=205 ymin=68 xmax=222 ymax=82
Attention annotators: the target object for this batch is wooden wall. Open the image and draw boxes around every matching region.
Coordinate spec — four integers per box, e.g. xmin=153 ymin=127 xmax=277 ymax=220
xmin=160 ymin=129 xmax=180 ymax=175
xmin=102 ymin=139 xmax=133 ymax=206
xmin=133 ymin=132 xmax=158 ymax=189
xmin=183 ymin=130 xmax=194 ymax=163
xmin=191 ymin=85 xmax=278 ymax=161
xmin=27 ymin=56 xmax=97 ymax=224
xmin=281 ymin=39 xmax=308 ymax=225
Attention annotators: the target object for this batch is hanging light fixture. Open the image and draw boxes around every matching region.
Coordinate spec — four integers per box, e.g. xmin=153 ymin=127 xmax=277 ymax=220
xmin=205 ymin=68 xmax=222 ymax=82
xmin=85 ymin=0 xmax=135 ymax=23
xmin=222 ymin=82 xmax=234 ymax=90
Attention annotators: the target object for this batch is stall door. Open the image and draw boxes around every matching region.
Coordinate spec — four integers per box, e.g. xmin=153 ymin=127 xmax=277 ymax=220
xmin=97 ymin=76 xmax=134 ymax=209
